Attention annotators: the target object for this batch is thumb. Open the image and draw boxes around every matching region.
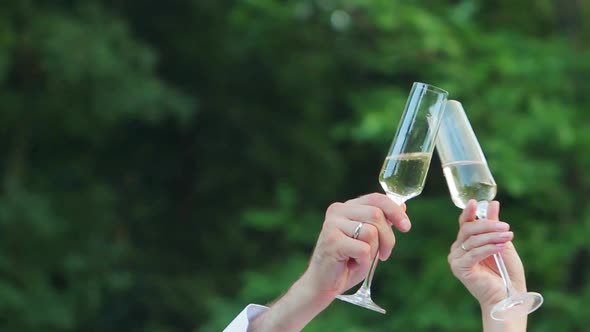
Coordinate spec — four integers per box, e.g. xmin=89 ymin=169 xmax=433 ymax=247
xmin=459 ymin=200 xmax=477 ymax=226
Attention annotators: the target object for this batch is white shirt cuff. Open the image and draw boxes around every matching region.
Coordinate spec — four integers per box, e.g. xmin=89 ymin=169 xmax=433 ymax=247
xmin=223 ymin=304 xmax=269 ymax=332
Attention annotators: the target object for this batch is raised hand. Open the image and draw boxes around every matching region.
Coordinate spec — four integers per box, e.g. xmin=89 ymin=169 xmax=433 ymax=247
xmin=448 ymin=199 xmax=528 ymax=332
xmin=448 ymin=199 xmax=527 ymax=306
xmin=249 ymin=193 xmax=410 ymax=332
xmin=302 ymin=193 xmax=411 ymax=299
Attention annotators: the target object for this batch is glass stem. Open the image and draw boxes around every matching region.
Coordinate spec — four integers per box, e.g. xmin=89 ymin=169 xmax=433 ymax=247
xmin=357 ymin=195 xmax=406 ymax=294
xmin=359 ymin=254 xmax=379 ymax=294
xmin=475 ymin=201 xmax=515 ymax=298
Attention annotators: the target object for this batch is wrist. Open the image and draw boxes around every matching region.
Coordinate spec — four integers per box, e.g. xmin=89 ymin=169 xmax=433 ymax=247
xmin=249 ymin=276 xmax=333 ymax=332
xmin=480 ymin=305 xmax=527 ymax=332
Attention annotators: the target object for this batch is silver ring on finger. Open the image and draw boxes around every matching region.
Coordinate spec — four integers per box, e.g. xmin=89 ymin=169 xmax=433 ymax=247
xmin=461 ymin=242 xmax=469 ymax=252
xmin=352 ymin=222 xmax=364 ymax=239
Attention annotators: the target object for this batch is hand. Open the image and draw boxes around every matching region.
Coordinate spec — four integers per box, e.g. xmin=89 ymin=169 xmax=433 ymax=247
xmin=299 ymin=193 xmax=412 ymax=300
xmin=249 ymin=193 xmax=411 ymax=332
xmin=448 ymin=200 xmax=527 ymax=308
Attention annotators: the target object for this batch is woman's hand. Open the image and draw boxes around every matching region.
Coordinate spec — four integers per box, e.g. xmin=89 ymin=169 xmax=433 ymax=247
xmin=448 ymin=200 xmax=528 ymax=332
xmin=448 ymin=199 xmax=527 ymax=307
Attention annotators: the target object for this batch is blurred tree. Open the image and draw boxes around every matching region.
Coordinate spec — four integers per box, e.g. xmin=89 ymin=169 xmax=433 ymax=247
xmin=0 ymin=1 xmax=193 ymax=331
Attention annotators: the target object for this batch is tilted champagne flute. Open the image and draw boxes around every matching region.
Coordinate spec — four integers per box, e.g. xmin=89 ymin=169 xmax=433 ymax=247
xmin=435 ymin=100 xmax=543 ymax=320
xmin=336 ymin=82 xmax=448 ymax=314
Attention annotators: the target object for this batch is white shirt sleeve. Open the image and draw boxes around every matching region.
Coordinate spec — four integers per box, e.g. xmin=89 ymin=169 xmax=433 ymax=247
xmin=223 ymin=304 xmax=269 ymax=332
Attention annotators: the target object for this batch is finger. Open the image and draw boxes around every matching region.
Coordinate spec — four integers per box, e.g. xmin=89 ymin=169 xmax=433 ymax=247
xmin=457 ymin=219 xmax=511 ymax=244
xmin=338 ymin=219 xmax=382 ymax=259
xmin=335 ymin=205 xmax=396 ymax=260
xmin=347 ymin=193 xmax=411 ymax=232
xmin=459 ymin=243 xmax=507 ymax=268
xmin=458 ymin=199 xmax=477 ymax=226
xmin=462 ymin=231 xmax=514 ymax=251
xmin=487 ymin=200 xmax=500 ymax=221
xmin=337 ymin=236 xmax=373 ymax=273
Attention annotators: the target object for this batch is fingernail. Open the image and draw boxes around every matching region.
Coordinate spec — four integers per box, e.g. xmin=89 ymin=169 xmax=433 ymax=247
xmin=385 ymin=248 xmax=393 ymax=260
xmin=401 ymin=218 xmax=411 ymax=231
xmin=379 ymin=248 xmax=392 ymax=261
xmin=500 ymin=231 xmax=513 ymax=239
xmin=495 ymin=222 xmax=509 ymax=231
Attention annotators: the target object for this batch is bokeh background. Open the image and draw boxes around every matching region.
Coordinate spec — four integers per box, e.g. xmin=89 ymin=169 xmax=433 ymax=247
xmin=1 ymin=0 xmax=589 ymax=331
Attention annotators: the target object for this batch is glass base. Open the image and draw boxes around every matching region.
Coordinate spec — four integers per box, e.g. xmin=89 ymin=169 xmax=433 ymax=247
xmin=490 ymin=292 xmax=544 ymax=321
xmin=335 ymin=292 xmax=386 ymax=314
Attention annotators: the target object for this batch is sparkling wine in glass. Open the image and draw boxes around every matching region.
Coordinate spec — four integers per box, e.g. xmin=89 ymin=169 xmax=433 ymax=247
xmin=436 ymin=100 xmax=543 ymax=321
xmin=336 ymin=82 xmax=448 ymax=314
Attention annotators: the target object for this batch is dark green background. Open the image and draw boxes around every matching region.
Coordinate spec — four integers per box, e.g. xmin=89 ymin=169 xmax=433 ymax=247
xmin=1 ymin=0 xmax=588 ymax=331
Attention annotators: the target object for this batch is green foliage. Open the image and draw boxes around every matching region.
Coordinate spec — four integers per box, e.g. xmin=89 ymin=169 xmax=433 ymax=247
xmin=0 ymin=0 xmax=588 ymax=331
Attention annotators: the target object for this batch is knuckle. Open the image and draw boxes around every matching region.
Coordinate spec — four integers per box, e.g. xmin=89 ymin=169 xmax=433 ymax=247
xmin=366 ymin=193 xmax=383 ymax=205
xmin=364 ymin=224 xmax=379 ymax=240
xmin=325 ymin=202 xmax=344 ymax=216
xmin=359 ymin=243 xmax=372 ymax=260
xmin=447 ymin=247 xmax=456 ymax=264
xmin=322 ymin=216 xmax=337 ymax=229
xmin=369 ymin=207 xmax=385 ymax=222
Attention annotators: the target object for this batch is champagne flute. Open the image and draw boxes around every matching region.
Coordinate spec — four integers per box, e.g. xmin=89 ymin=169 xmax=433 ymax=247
xmin=435 ymin=100 xmax=543 ymax=320
xmin=336 ymin=82 xmax=448 ymax=314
